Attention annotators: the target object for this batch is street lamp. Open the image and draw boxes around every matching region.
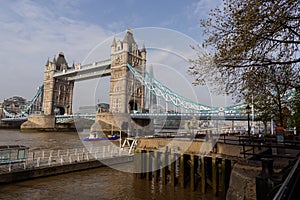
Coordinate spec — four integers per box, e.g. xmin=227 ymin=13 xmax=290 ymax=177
xmin=246 ymin=104 xmax=251 ymax=138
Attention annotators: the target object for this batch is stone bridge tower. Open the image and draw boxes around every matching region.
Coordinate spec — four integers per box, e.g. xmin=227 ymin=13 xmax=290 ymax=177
xmin=110 ymin=29 xmax=146 ymax=113
xmin=42 ymin=52 xmax=74 ymax=115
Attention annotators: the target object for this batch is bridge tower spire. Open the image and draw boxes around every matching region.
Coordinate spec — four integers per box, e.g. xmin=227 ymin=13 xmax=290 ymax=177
xmin=110 ymin=29 xmax=146 ymax=113
xmin=42 ymin=52 xmax=74 ymax=115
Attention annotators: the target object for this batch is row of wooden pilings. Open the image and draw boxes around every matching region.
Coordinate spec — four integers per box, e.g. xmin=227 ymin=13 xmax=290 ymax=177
xmin=134 ymin=148 xmax=232 ymax=198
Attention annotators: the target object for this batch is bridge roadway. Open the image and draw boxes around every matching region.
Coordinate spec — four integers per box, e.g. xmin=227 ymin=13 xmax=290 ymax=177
xmin=2 ymin=112 xmax=255 ymax=123
xmin=56 ymin=112 xmax=254 ymax=123
xmin=53 ymin=59 xmax=111 ymax=81
xmin=130 ymin=112 xmax=254 ymax=121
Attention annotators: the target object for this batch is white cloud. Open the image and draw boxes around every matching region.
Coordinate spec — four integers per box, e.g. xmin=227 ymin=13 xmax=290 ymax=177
xmin=0 ymin=0 xmax=112 ymax=102
xmin=192 ymin=0 xmax=221 ymax=17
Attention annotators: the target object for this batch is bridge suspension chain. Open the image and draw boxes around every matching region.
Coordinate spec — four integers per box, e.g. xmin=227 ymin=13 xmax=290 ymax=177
xmin=127 ymin=63 xmax=218 ymax=113
xmin=2 ymin=84 xmax=44 ymax=118
xmin=127 ymin=63 xmax=248 ymax=114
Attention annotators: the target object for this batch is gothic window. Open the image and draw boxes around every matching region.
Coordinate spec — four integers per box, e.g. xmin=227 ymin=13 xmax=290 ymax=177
xmin=113 ymin=99 xmax=116 ymax=108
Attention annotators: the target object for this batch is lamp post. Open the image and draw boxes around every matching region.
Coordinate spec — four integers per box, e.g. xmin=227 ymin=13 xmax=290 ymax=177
xmin=246 ymin=104 xmax=251 ymax=138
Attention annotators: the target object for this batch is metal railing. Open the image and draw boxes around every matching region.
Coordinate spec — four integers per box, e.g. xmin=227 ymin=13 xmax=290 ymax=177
xmin=273 ymin=156 xmax=300 ymax=200
xmin=0 ymin=145 xmax=131 ymax=173
xmin=219 ymin=134 xmax=300 ymax=158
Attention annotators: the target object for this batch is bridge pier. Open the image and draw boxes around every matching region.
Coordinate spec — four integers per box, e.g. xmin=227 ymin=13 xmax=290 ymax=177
xmin=20 ymin=115 xmax=75 ymax=132
xmin=91 ymin=112 xmax=154 ymax=136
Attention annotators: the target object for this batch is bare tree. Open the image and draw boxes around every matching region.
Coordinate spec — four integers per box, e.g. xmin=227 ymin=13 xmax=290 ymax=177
xmin=190 ymin=0 xmax=300 ymax=127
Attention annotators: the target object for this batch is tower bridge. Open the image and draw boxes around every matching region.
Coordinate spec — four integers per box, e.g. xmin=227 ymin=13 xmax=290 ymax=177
xmin=1 ymin=29 xmax=252 ymax=131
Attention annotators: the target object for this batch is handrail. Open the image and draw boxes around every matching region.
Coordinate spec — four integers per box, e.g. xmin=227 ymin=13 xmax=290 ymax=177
xmin=273 ymin=156 xmax=300 ymax=200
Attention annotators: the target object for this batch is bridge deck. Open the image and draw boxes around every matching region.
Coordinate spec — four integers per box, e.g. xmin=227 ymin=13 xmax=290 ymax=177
xmin=53 ymin=59 xmax=111 ymax=81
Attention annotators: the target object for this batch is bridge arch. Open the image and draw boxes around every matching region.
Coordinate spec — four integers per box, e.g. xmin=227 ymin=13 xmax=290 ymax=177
xmin=54 ymin=106 xmax=65 ymax=115
xmin=128 ymin=100 xmax=138 ymax=113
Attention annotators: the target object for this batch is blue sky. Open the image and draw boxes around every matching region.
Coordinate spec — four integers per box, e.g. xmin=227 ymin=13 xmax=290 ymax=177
xmin=0 ymin=0 xmax=228 ymax=108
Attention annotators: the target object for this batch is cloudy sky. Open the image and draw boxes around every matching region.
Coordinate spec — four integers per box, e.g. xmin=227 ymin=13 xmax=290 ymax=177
xmin=0 ymin=0 xmax=231 ymax=110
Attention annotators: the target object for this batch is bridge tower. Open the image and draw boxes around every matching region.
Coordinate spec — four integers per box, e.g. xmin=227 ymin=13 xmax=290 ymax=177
xmin=110 ymin=29 xmax=146 ymax=113
xmin=42 ymin=52 xmax=74 ymax=115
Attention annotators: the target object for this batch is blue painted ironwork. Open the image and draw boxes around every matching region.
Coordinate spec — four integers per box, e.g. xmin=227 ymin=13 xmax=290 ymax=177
xmin=55 ymin=114 xmax=96 ymax=123
xmin=126 ymin=63 xmax=246 ymax=115
xmin=1 ymin=85 xmax=44 ymax=120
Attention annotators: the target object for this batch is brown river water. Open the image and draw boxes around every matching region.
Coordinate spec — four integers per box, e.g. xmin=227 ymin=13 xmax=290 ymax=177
xmin=0 ymin=129 xmax=217 ymax=200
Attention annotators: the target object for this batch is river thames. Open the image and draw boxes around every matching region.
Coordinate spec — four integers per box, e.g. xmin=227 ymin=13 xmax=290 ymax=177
xmin=0 ymin=129 xmax=217 ymax=200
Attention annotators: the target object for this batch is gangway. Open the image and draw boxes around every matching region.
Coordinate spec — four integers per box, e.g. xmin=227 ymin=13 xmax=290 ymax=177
xmin=121 ymin=137 xmax=138 ymax=154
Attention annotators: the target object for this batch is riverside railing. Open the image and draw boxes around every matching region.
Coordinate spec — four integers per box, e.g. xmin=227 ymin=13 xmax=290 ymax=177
xmin=0 ymin=145 xmax=130 ymax=173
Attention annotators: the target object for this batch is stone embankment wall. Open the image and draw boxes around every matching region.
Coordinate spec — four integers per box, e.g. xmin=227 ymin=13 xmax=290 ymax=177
xmin=0 ymin=156 xmax=132 ymax=184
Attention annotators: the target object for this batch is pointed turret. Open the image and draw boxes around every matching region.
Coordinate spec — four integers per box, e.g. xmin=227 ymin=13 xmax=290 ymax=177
xmin=111 ymin=34 xmax=117 ymax=47
xmin=52 ymin=56 xmax=56 ymax=64
xmin=141 ymin=42 xmax=146 ymax=53
xmin=45 ymin=58 xmax=50 ymax=66
xmin=56 ymin=52 xmax=68 ymax=71
xmin=123 ymin=28 xmax=136 ymax=52
xmin=141 ymin=42 xmax=146 ymax=61
xmin=111 ymin=35 xmax=117 ymax=53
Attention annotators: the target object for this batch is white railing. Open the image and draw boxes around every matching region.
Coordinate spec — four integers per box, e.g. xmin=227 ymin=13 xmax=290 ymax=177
xmin=0 ymin=145 xmax=131 ymax=173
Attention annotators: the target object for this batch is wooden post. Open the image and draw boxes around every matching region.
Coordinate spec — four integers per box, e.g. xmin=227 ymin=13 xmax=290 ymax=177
xmin=134 ymin=149 xmax=141 ymax=179
xmin=161 ymin=150 xmax=168 ymax=185
xmin=153 ymin=151 xmax=160 ymax=183
xmin=212 ymin=157 xmax=217 ymax=195
xmin=220 ymin=158 xmax=226 ymax=199
xmin=170 ymin=153 xmax=176 ymax=187
xmin=201 ymin=156 xmax=206 ymax=193
xmin=225 ymin=159 xmax=231 ymax=194
xmin=141 ymin=149 xmax=147 ymax=179
xmin=179 ymin=154 xmax=185 ymax=188
xmin=146 ymin=151 xmax=152 ymax=181
xmin=190 ymin=154 xmax=195 ymax=191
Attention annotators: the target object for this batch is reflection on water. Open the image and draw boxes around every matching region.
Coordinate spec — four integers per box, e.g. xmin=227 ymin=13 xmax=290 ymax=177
xmin=0 ymin=130 xmax=217 ymax=200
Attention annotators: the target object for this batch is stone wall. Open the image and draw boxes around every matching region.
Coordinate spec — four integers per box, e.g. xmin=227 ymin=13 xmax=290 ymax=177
xmin=21 ymin=115 xmax=56 ymax=130
xmin=226 ymin=163 xmax=261 ymax=200
xmin=0 ymin=156 xmax=133 ymax=184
